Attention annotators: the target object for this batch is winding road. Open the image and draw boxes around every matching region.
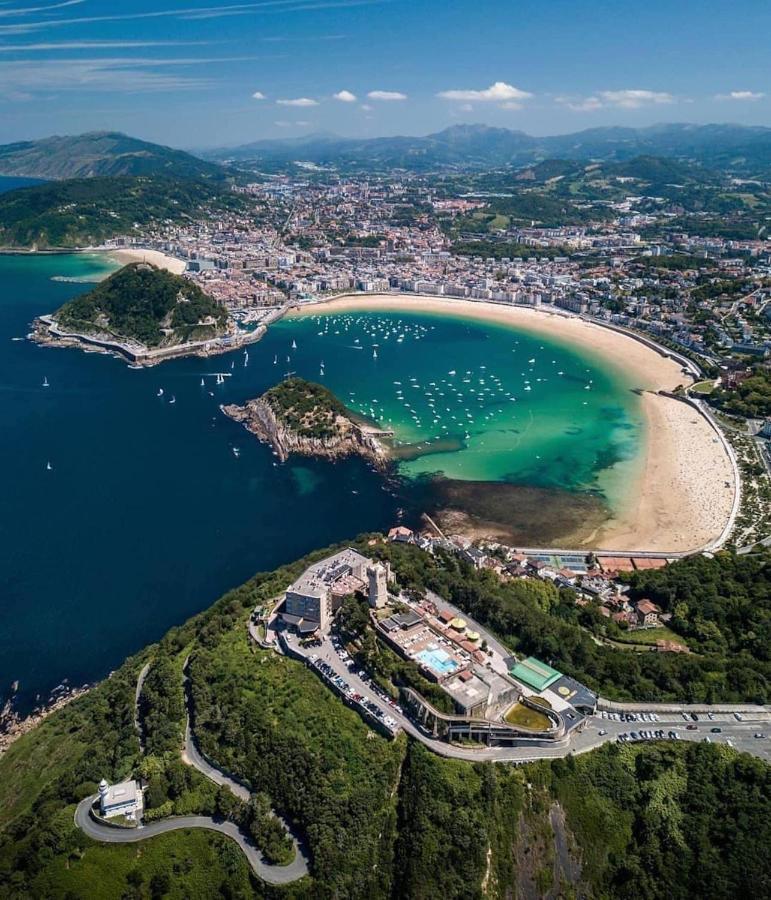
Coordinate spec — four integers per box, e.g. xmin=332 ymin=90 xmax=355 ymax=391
xmin=73 ymin=662 xmax=311 ymax=886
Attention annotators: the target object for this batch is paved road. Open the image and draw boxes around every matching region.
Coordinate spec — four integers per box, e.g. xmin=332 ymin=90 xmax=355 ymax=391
xmin=284 ymin=631 xmax=771 ymax=764
xmin=73 ymin=798 xmax=308 ymax=886
xmin=74 ymin=669 xmax=311 ymax=885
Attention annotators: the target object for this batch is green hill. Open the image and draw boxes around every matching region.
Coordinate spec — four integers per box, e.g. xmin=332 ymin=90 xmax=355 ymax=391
xmin=54 ymin=263 xmax=227 ymax=348
xmin=0 ymin=175 xmax=245 ymax=249
xmin=0 ymin=132 xmax=225 ymax=181
xmin=0 ymin=540 xmax=768 ymax=898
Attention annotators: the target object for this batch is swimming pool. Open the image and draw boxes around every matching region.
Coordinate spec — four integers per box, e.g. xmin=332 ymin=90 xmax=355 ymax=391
xmin=416 ymin=647 xmax=459 ymax=676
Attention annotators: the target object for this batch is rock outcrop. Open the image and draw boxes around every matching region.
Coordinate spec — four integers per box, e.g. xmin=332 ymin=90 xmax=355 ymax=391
xmin=222 ymin=381 xmax=389 ymax=469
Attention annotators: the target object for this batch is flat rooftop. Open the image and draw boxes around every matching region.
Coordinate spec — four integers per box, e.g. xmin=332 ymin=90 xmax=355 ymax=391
xmin=509 ymin=656 xmax=562 ymax=692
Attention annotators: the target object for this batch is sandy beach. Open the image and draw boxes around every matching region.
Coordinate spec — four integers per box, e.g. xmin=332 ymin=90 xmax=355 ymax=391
xmin=292 ymin=294 xmax=737 ymax=554
xmin=102 ymin=247 xmax=187 ymax=275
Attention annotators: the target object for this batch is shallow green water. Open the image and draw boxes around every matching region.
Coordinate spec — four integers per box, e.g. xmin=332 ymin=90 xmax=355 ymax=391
xmin=276 ymin=306 xmax=644 ymax=508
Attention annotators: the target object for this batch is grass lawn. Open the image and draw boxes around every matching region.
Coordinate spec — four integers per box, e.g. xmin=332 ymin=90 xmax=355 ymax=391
xmin=616 ymin=625 xmax=688 ymax=647
xmin=691 ymin=380 xmax=715 ymax=395
xmin=503 ymin=702 xmax=551 ymax=731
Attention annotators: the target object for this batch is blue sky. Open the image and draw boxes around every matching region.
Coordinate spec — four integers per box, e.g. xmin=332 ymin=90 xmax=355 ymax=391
xmin=0 ymin=0 xmax=768 ymax=147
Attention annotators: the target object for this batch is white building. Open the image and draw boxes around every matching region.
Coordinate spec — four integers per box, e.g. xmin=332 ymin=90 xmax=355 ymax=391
xmin=98 ymin=778 xmax=143 ymax=820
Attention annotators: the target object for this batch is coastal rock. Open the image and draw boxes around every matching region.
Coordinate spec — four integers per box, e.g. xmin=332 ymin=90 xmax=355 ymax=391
xmin=222 ymin=377 xmax=388 ymax=469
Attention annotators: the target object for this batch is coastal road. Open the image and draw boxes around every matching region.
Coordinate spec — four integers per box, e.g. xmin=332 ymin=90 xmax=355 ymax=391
xmin=73 ymin=798 xmax=309 ymax=886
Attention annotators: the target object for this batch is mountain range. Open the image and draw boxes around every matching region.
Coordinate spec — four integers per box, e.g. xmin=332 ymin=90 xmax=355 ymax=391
xmin=204 ymin=122 xmax=771 ymax=174
xmin=0 ymin=123 xmax=769 ymax=184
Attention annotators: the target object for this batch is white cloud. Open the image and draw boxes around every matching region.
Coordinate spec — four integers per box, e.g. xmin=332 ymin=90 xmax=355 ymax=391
xmin=499 ymin=101 xmax=523 ymax=110
xmin=556 ymin=89 xmax=674 ymax=111
xmin=360 ymin=103 xmax=372 ymax=111
xmin=333 ymin=89 xmax=356 ymax=102
xmin=252 ymin=90 xmax=266 ymax=99
xmin=598 ymin=89 xmax=674 ymax=108
xmin=367 ymin=90 xmax=407 ymax=101
xmin=437 ymin=81 xmax=532 ymax=103
xmin=276 ymin=96 xmax=318 ymax=106
xmin=715 ymin=90 xmax=765 ymax=101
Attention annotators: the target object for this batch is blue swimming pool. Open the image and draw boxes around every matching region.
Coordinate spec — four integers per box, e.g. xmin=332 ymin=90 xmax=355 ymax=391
xmin=416 ymin=647 xmax=458 ymax=675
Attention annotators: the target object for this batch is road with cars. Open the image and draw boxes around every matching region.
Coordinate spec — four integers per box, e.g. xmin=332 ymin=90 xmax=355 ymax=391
xmin=282 ymin=629 xmax=771 ymax=764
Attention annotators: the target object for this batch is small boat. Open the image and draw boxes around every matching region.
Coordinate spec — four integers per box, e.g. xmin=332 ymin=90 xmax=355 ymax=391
xmin=169 ymin=396 xmax=176 ymax=404
xmin=232 ymin=447 xmax=240 ymax=457
xmin=372 ymin=348 xmax=378 ymax=359
xmin=157 ymin=388 xmax=164 ymax=397
xmin=291 ymin=339 xmax=297 ymax=350
xmin=200 ymin=378 xmax=205 ymax=387
xmin=273 ymin=355 xmax=278 ymax=365
xmin=42 ymin=377 xmax=49 ymax=388
xmin=231 ymin=360 xmax=235 ymax=370
xmin=46 ymin=461 xmax=52 ymax=471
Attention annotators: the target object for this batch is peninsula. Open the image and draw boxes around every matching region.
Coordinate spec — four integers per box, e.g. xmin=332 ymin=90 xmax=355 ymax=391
xmin=32 ymin=262 xmax=263 ymax=365
xmin=222 ymin=376 xmax=389 ymax=467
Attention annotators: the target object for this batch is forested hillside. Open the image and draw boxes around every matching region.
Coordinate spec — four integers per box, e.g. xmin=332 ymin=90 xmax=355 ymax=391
xmin=0 ymin=539 xmax=768 ymax=898
xmin=54 ymin=263 xmax=227 ymax=347
xmin=0 ymin=175 xmax=245 ymax=248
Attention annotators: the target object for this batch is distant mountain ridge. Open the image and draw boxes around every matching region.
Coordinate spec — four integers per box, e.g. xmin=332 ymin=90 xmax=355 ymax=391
xmin=0 ymin=131 xmax=225 ymax=181
xmin=205 ymin=122 xmax=771 ymax=174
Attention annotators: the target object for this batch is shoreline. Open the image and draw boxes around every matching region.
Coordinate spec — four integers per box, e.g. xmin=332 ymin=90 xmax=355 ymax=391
xmin=97 ymin=247 xmax=187 ymax=275
xmin=288 ymin=293 xmax=737 ymax=554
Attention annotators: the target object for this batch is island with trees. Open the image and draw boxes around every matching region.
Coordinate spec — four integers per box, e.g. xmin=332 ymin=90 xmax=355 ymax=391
xmin=31 ymin=262 xmax=260 ymax=365
xmin=222 ymin=376 xmax=390 ymax=467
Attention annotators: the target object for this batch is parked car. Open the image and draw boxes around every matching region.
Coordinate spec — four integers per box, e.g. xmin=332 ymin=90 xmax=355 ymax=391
xmin=711 ymin=727 xmax=722 ymax=733
xmin=686 ymin=724 xmax=698 ymax=730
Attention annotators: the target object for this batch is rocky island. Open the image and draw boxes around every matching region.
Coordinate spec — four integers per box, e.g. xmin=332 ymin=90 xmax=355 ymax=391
xmin=32 ymin=262 xmax=264 ymax=365
xmin=222 ymin=376 xmax=390 ymax=468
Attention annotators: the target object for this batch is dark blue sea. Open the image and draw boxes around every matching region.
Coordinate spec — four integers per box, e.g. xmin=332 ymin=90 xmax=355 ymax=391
xmin=0 ymin=254 xmax=398 ymax=713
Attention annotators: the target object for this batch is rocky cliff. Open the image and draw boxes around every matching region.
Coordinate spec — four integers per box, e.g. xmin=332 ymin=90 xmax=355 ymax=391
xmin=222 ymin=383 xmax=388 ymax=469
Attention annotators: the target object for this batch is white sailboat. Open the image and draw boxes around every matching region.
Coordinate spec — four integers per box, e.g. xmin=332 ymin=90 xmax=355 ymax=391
xmin=372 ymin=348 xmax=378 ymax=359
xmin=46 ymin=461 xmax=52 ymax=471
xmin=157 ymin=388 xmax=164 ymax=397
xmin=42 ymin=377 xmax=49 ymax=388
xmin=200 ymin=378 xmax=205 ymax=387
xmin=273 ymin=355 xmax=278 ymax=365
xmin=169 ymin=395 xmax=176 ymax=404
xmin=291 ymin=339 xmax=297 ymax=350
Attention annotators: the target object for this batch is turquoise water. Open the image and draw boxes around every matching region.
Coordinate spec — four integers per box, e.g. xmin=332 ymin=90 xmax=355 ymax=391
xmin=0 ymin=254 xmax=642 ymax=712
xmin=276 ymin=308 xmax=643 ymax=507
xmin=416 ymin=647 xmax=459 ymax=676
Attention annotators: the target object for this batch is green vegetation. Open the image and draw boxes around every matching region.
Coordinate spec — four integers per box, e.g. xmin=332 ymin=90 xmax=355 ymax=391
xmin=381 ymin=542 xmax=771 ymax=703
xmin=503 ymin=702 xmax=551 ymax=731
xmin=264 ymin=376 xmax=349 ymax=439
xmin=712 ymin=370 xmax=771 ymax=419
xmin=56 ymin=263 xmax=227 ymax=348
xmin=0 ymin=175 xmax=244 ymax=248
xmin=0 ymin=539 xmax=769 ymax=898
xmin=451 ymin=239 xmax=570 ymax=260
xmin=0 ymin=131 xmax=227 ymax=182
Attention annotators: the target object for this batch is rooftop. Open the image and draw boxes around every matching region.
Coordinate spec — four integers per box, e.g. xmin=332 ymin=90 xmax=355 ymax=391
xmin=509 ymin=656 xmax=563 ymax=692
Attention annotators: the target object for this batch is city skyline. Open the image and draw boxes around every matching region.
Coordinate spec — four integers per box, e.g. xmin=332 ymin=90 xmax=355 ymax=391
xmin=0 ymin=0 xmax=768 ymax=147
